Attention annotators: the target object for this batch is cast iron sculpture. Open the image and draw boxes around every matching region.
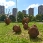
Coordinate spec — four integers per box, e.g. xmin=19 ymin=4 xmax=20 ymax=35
xmin=13 ymin=25 xmax=21 ymax=34
xmin=28 ymin=24 xmax=39 ymax=38
xmin=23 ymin=23 xmax=29 ymax=30
xmin=4 ymin=17 xmax=11 ymax=25
xmin=22 ymin=17 xmax=29 ymax=25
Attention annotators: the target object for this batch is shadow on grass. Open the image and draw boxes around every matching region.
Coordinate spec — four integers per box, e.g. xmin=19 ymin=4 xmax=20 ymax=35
xmin=13 ymin=31 xmax=21 ymax=35
xmin=4 ymin=24 xmax=10 ymax=26
xmin=15 ymin=32 xmax=21 ymax=35
xmin=30 ymin=37 xmax=42 ymax=42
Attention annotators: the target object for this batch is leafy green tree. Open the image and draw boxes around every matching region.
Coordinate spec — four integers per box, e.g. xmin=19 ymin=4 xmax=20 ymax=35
xmin=32 ymin=16 xmax=36 ymax=21
xmin=0 ymin=15 xmax=6 ymax=21
xmin=41 ymin=14 xmax=43 ymax=21
xmin=17 ymin=11 xmax=24 ymax=22
xmin=36 ymin=14 xmax=42 ymax=22
xmin=24 ymin=14 xmax=28 ymax=17
xmin=29 ymin=15 xmax=34 ymax=21
xmin=9 ymin=15 xmax=16 ymax=22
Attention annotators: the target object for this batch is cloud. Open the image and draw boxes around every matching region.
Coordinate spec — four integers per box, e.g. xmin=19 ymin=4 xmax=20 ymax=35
xmin=26 ymin=4 xmax=39 ymax=10
xmin=0 ymin=0 xmax=15 ymax=8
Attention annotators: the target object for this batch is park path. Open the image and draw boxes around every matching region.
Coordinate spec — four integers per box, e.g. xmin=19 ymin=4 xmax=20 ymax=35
xmin=38 ymin=22 xmax=43 ymax=24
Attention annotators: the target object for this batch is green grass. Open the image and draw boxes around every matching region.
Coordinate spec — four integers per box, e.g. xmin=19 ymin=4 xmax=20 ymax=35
xmin=0 ymin=22 xmax=43 ymax=43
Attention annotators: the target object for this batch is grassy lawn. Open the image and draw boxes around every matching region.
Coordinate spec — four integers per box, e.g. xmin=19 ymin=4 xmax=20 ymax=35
xmin=0 ymin=22 xmax=43 ymax=43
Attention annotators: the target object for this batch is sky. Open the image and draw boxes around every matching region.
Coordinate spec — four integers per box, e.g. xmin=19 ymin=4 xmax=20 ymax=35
xmin=0 ymin=0 xmax=43 ymax=16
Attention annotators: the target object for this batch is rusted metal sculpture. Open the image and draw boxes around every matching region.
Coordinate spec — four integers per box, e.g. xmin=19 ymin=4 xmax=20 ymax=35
xmin=28 ymin=24 xmax=39 ymax=38
xmin=22 ymin=17 xmax=29 ymax=25
xmin=4 ymin=17 xmax=11 ymax=25
xmin=13 ymin=25 xmax=21 ymax=33
xmin=23 ymin=23 xmax=29 ymax=30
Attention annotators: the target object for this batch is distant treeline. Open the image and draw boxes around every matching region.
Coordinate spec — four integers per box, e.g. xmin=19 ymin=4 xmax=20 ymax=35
xmin=0 ymin=11 xmax=43 ymax=22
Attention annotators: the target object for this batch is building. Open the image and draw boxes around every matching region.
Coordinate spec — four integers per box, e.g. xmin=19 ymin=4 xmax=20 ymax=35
xmin=12 ymin=8 xmax=17 ymax=17
xmin=0 ymin=5 xmax=5 ymax=14
xmin=28 ymin=8 xmax=34 ymax=16
xmin=22 ymin=10 xmax=26 ymax=14
xmin=38 ymin=5 xmax=43 ymax=14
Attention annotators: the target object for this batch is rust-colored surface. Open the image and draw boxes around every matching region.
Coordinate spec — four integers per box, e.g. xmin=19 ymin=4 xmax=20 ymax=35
xmin=13 ymin=25 xmax=21 ymax=33
xmin=28 ymin=25 xmax=39 ymax=38
xmin=4 ymin=17 xmax=11 ymax=25
xmin=23 ymin=23 xmax=29 ymax=30
xmin=22 ymin=17 xmax=29 ymax=25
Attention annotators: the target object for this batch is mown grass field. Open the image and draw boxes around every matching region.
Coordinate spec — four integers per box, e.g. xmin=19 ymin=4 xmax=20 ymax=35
xmin=0 ymin=22 xmax=43 ymax=43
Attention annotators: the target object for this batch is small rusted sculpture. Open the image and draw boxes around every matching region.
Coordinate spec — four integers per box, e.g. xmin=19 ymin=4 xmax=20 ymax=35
xmin=22 ymin=17 xmax=29 ymax=25
xmin=13 ymin=25 xmax=21 ymax=33
xmin=4 ymin=18 xmax=11 ymax=25
xmin=23 ymin=23 xmax=29 ymax=30
xmin=28 ymin=25 xmax=39 ymax=38
xmin=4 ymin=17 xmax=11 ymax=25
xmin=26 ymin=17 xmax=29 ymax=23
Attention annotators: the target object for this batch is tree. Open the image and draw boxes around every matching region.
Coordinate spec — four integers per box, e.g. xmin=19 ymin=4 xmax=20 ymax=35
xmin=36 ymin=14 xmax=42 ymax=22
xmin=29 ymin=15 xmax=34 ymax=21
xmin=17 ymin=11 xmax=24 ymax=22
xmin=24 ymin=14 xmax=28 ymax=17
xmin=0 ymin=15 xmax=6 ymax=21
xmin=32 ymin=16 xmax=36 ymax=21
xmin=41 ymin=14 xmax=43 ymax=21
xmin=9 ymin=15 xmax=16 ymax=22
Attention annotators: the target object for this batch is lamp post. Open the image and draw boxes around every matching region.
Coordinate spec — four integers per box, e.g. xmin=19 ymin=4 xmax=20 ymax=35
xmin=16 ymin=0 xmax=17 ymax=22
xmin=7 ymin=9 xmax=10 ymax=17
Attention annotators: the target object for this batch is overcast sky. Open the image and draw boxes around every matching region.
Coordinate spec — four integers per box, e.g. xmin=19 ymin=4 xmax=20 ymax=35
xmin=0 ymin=0 xmax=43 ymax=16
